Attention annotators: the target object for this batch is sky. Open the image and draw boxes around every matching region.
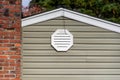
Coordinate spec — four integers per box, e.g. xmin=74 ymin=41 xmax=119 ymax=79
xmin=22 ymin=0 xmax=32 ymax=7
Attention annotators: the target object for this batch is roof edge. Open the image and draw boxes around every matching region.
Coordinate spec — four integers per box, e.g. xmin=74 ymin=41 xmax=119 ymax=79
xmin=22 ymin=8 xmax=64 ymax=26
xmin=22 ymin=8 xmax=120 ymax=33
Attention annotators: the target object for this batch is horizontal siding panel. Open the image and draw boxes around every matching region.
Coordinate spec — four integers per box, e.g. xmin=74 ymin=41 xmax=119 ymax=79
xmin=22 ymin=76 xmax=120 ymax=80
xmin=23 ymin=50 xmax=120 ymax=56
xmin=23 ymin=32 xmax=120 ymax=38
xmin=33 ymin=19 xmax=88 ymax=26
xmin=23 ymin=78 xmax=120 ymax=80
xmin=23 ymin=69 xmax=120 ymax=75
xmin=23 ymin=75 xmax=120 ymax=77
xmin=23 ymin=63 xmax=120 ymax=69
xmin=23 ymin=26 xmax=109 ymax=32
xmin=23 ymin=38 xmax=120 ymax=44
xmin=23 ymin=44 xmax=120 ymax=50
xmin=53 ymin=17 xmax=69 ymax=19
xmin=23 ymin=56 xmax=120 ymax=63
xmin=23 ymin=75 xmax=120 ymax=80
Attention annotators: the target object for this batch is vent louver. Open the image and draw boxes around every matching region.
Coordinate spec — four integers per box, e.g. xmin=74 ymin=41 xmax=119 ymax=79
xmin=51 ymin=29 xmax=73 ymax=51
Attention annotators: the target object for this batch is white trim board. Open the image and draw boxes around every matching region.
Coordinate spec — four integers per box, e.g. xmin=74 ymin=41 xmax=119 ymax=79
xmin=22 ymin=8 xmax=120 ymax=33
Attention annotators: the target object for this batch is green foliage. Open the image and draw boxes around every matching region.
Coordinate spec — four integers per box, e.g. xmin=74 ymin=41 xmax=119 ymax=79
xmin=30 ymin=0 xmax=120 ymax=24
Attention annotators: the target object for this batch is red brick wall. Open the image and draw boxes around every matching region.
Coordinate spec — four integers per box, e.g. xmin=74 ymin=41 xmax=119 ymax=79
xmin=0 ymin=0 xmax=21 ymax=80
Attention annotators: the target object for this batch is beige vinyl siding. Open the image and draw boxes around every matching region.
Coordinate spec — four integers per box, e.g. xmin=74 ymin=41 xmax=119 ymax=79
xmin=22 ymin=17 xmax=120 ymax=80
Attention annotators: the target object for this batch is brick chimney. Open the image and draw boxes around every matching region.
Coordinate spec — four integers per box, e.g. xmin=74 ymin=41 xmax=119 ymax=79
xmin=0 ymin=0 xmax=21 ymax=80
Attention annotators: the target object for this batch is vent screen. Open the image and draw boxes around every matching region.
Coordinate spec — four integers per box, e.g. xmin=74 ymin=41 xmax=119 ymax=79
xmin=51 ymin=29 xmax=73 ymax=51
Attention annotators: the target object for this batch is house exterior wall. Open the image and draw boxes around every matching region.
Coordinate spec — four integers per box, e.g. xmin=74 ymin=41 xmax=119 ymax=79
xmin=0 ymin=0 xmax=21 ymax=80
xmin=22 ymin=17 xmax=120 ymax=80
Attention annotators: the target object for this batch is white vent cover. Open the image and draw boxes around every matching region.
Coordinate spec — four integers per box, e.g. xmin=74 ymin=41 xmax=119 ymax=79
xmin=51 ymin=29 xmax=73 ymax=51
